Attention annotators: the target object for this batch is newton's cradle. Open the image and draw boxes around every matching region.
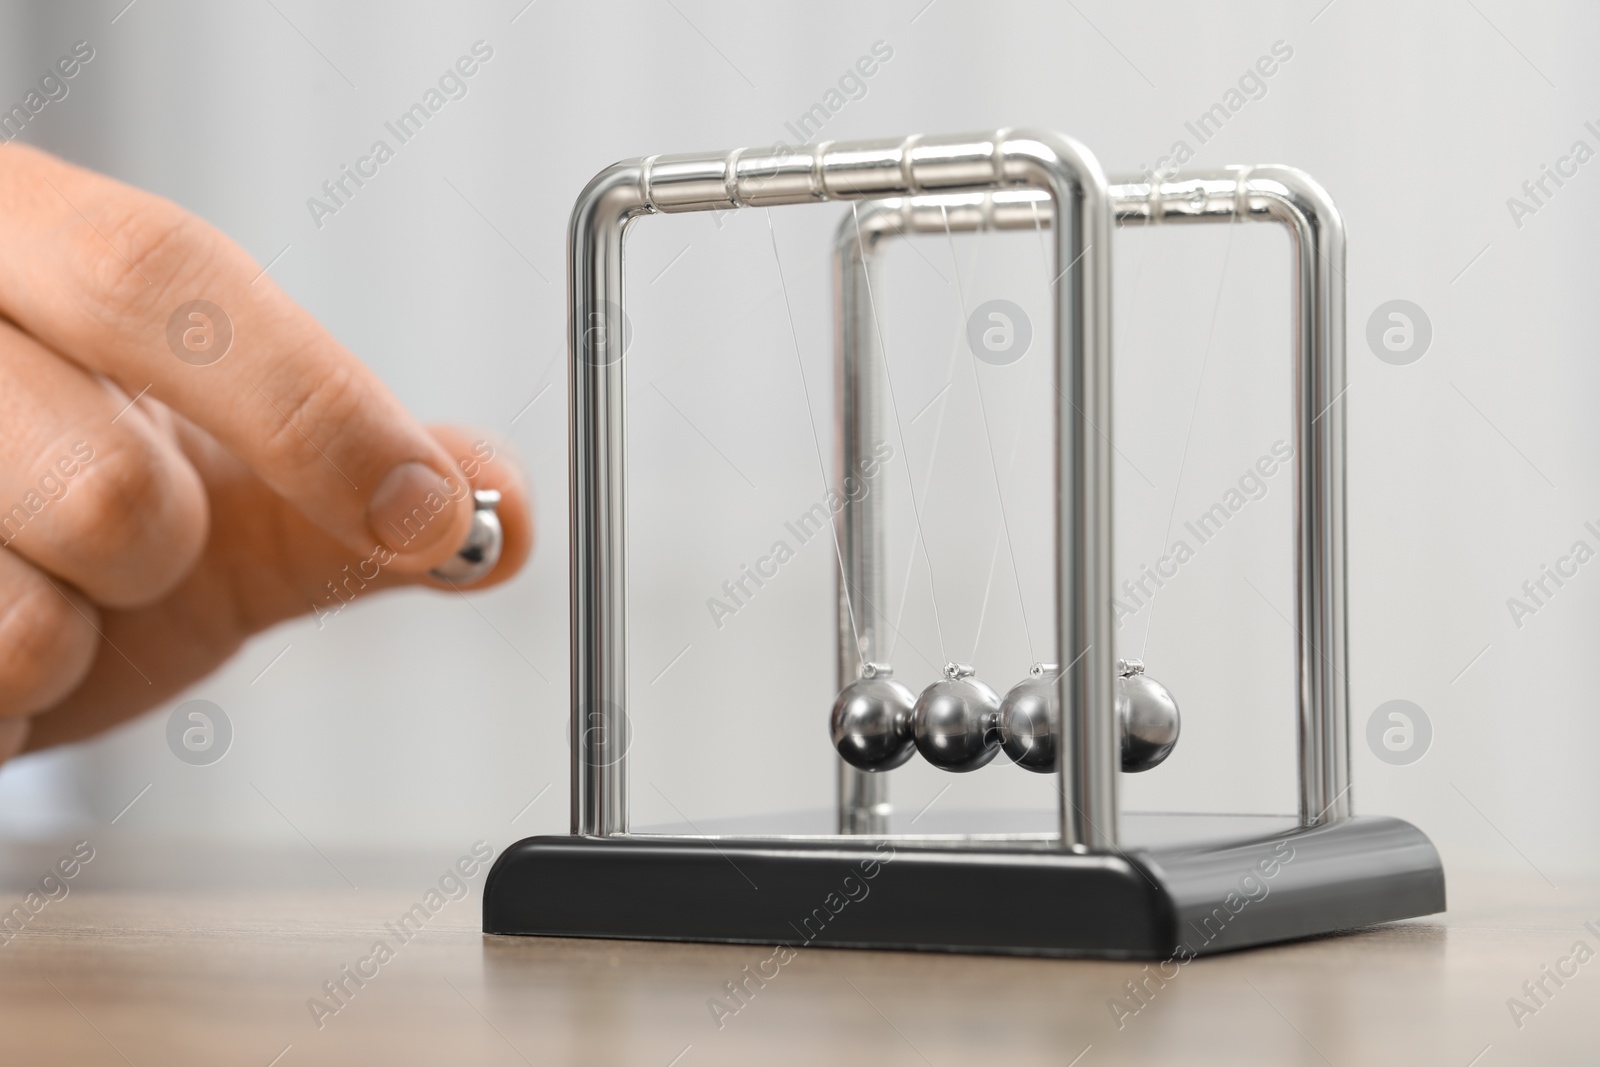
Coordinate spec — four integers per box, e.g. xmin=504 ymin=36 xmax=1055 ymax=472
xmin=482 ymin=130 xmax=1446 ymax=958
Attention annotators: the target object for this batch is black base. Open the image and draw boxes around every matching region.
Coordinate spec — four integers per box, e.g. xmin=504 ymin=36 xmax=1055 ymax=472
xmin=482 ymin=815 xmax=1445 ymax=958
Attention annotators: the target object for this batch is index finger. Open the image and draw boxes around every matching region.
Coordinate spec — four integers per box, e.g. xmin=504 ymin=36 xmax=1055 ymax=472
xmin=0 ymin=144 xmax=472 ymax=571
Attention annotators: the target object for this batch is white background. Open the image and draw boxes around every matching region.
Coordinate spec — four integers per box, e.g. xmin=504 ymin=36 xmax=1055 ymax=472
xmin=0 ymin=0 xmax=1593 ymax=888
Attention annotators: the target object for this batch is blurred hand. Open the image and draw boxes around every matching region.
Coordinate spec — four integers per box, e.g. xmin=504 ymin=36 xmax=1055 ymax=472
xmin=0 ymin=144 xmax=533 ymax=761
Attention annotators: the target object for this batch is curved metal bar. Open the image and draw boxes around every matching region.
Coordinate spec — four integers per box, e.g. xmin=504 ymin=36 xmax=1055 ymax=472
xmin=570 ymin=130 xmax=1117 ymax=849
xmin=834 ymin=168 xmax=1349 ymax=828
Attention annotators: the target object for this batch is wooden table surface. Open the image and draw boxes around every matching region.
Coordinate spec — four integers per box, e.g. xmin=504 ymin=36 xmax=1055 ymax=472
xmin=0 ymin=853 xmax=1594 ymax=1066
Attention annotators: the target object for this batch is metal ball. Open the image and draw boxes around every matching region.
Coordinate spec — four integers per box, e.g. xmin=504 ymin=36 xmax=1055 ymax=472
xmin=1118 ymin=659 xmax=1180 ymax=773
xmin=994 ymin=659 xmax=1181 ymax=774
xmin=430 ymin=489 xmax=504 ymax=584
xmin=830 ymin=664 xmax=917 ymax=772
xmin=998 ymin=663 xmax=1059 ymax=773
xmin=912 ymin=664 xmax=1001 ymax=772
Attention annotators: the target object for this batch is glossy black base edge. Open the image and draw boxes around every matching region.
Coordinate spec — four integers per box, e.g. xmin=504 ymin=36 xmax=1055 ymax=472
xmin=482 ymin=815 xmax=1445 ymax=959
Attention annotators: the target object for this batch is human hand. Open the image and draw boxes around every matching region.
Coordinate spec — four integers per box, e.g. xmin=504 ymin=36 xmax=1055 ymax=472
xmin=0 ymin=144 xmax=533 ymax=760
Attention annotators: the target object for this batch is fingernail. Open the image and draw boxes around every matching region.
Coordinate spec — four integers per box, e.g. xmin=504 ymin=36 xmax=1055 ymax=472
xmin=367 ymin=461 xmax=462 ymax=555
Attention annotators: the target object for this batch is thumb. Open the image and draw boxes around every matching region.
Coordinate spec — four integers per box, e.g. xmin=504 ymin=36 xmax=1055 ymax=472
xmin=22 ymin=423 xmax=532 ymax=751
xmin=212 ymin=422 xmax=534 ymax=629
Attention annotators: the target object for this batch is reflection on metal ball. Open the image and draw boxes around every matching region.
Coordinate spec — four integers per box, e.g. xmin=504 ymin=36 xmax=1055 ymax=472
xmin=830 ymin=663 xmax=916 ymax=772
xmin=1118 ymin=658 xmax=1180 ymax=773
xmin=429 ymin=489 xmax=505 ymax=584
xmin=999 ymin=663 xmax=1059 ymax=773
xmin=913 ymin=664 xmax=1001 ymax=772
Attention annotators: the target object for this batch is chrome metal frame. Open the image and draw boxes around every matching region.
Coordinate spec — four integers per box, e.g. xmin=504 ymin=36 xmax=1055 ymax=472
xmin=493 ymin=141 xmax=1437 ymax=958
xmin=834 ymin=170 xmax=1350 ymax=836
xmin=569 ymin=130 xmax=1117 ymax=849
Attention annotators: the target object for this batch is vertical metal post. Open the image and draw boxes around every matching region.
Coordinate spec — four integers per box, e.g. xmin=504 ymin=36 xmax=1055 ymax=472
xmin=834 ymin=217 xmax=891 ymax=835
xmin=1271 ymin=169 xmax=1351 ymax=826
xmin=1021 ymin=152 xmax=1117 ymax=854
xmin=569 ymin=163 xmax=649 ymax=837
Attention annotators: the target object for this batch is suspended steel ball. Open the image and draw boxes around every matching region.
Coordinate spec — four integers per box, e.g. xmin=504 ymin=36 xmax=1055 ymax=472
xmin=995 ymin=658 xmax=1180 ymax=773
xmin=998 ymin=662 xmax=1060 ymax=773
xmin=913 ymin=664 xmax=1002 ymax=772
xmin=1118 ymin=658 xmax=1180 ymax=773
xmin=830 ymin=663 xmax=917 ymax=772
